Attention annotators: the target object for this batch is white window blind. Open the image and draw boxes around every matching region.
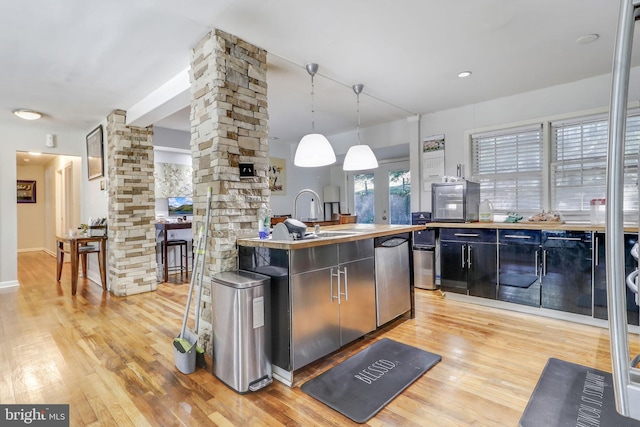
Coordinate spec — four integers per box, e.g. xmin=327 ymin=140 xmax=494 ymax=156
xmin=551 ymin=112 xmax=640 ymax=221
xmin=471 ymin=124 xmax=543 ymax=213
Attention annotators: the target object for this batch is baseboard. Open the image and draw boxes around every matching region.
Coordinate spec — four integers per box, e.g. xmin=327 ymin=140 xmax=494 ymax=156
xmin=0 ymin=280 xmax=20 ymax=289
xmin=17 ymin=247 xmax=46 ymax=253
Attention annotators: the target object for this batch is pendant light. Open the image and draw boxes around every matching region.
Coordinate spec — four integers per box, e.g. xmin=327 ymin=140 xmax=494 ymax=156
xmin=343 ymin=84 xmax=378 ymax=171
xmin=294 ymin=63 xmax=336 ymax=167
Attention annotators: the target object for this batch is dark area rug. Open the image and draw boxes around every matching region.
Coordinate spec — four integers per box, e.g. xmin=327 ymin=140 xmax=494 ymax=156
xmin=520 ymin=358 xmax=640 ymax=427
xmin=300 ymin=338 xmax=441 ymax=423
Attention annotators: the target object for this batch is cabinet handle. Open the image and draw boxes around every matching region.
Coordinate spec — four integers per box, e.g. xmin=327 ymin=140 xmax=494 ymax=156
xmin=594 ymin=236 xmax=600 ymax=266
xmin=547 ymin=236 xmax=582 ymax=241
xmin=331 ymin=267 xmax=339 ymax=302
xmin=467 ymin=245 xmax=472 ymax=268
xmin=504 ymin=234 xmax=532 ymax=239
xmin=454 ymin=233 xmax=479 ymax=237
xmin=542 ymin=249 xmax=547 ymax=276
xmin=535 ymin=250 xmax=539 ymax=276
xmin=341 ymin=267 xmax=349 ymax=301
xmin=461 ymin=245 xmax=466 ymax=268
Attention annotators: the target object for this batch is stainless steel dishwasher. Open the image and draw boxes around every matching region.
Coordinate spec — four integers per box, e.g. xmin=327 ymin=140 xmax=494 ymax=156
xmin=375 ymin=233 xmax=411 ymax=326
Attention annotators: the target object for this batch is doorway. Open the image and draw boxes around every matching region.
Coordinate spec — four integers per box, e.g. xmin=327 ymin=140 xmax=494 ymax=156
xmin=16 ymin=152 xmax=81 ymax=255
xmin=348 ymin=160 xmax=411 ymax=225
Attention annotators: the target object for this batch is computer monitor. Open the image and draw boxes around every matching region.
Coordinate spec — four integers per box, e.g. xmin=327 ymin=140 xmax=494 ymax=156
xmin=167 ymin=197 xmax=193 ymax=217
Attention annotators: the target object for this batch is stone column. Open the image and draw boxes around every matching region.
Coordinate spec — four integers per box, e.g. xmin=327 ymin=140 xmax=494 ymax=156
xmin=106 ymin=109 xmax=157 ymax=296
xmin=189 ymin=29 xmax=269 ymax=352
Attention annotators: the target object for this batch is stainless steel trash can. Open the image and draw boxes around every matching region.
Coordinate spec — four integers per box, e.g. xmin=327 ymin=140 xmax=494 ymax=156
xmin=413 ymin=246 xmax=436 ymax=290
xmin=212 ymin=270 xmax=272 ymax=393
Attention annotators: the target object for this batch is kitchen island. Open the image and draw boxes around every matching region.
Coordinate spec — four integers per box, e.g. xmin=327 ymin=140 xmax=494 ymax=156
xmin=237 ymin=223 xmax=423 ymax=386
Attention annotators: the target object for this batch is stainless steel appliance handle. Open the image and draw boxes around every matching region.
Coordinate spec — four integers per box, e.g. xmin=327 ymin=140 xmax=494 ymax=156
xmin=461 ymin=245 xmax=466 ymax=268
xmin=542 ymin=249 xmax=547 ymax=276
xmin=547 ymin=236 xmax=581 ymax=241
xmin=504 ymin=235 xmax=532 ymax=239
xmin=467 ymin=245 xmax=472 ymax=269
xmin=341 ymin=267 xmax=348 ymax=301
xmin=607 ymin=0 xmax=640 ymax=418
xmin=535 ymin=250 xmax=539 ymax=276
xmin=455 ymin=233 xmax=479 ymax=237
xmin=331 ymin=267 xmax=339 ymax=302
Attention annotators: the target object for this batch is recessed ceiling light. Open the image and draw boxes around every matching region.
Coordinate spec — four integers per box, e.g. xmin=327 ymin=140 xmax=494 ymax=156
xmin=23 ymin=158 xmax=30 ymax=162
xmin=13 ymin=109 xmax=43 ymax=120
xmin=457 ymin=71 xmax=472 ymax=78
xmin=577 ymin=34 xmax=599 ymax=44
xmin=28 ymin=152 xmax=41 ymax=156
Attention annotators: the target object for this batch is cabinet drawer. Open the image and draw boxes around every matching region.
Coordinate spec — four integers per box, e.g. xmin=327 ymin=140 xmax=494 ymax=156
xmin=440 ymin=228 xmax=496 ymax=243
xmin=499 ymin=229 xmax=540 ymax=245
xmin=542 ymin=230 xmax=591 ymax=246
xmin=339 ymin=239 xmax=374 ymax=263
xmin=290 ymin=245 xmax=337 ymax=274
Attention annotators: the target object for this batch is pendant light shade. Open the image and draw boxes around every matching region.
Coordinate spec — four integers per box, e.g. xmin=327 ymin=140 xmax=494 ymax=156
xmin=294 ymin=133 xmax=336 ymax=167
xmin=343 ymin=83 xmax=378 ymax=171
xmin=343 ymin=144 xmax=378 ymax=170
xmin=294 ymin=63 xmax=336 ymax=167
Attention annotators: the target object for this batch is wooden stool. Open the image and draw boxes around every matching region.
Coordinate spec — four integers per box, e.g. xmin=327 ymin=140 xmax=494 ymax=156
xmin=161 ymin=239 xmax=189 ymax=277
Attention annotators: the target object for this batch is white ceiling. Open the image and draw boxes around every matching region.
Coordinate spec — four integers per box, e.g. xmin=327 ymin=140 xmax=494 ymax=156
xmin=3 ymin=0 xmax=637 ymax=155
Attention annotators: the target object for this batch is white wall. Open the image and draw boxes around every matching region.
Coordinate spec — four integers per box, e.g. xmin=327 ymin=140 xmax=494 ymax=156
xmin=0 ymin=124 xmax=87 ymax=287
xmin=43 ymin=155 xmax=82 ymax=255
xmin=415 ymin=67 xmax=640 ymax=212
xmin=267 ymin=141 xmax=332 ymax=218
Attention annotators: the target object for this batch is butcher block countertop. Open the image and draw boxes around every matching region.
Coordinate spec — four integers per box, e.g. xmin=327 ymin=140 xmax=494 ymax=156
xmin=236 ymin=224 xmax=425 ymax=250
xmin=426 ymin=221 xmax=639 ymax=233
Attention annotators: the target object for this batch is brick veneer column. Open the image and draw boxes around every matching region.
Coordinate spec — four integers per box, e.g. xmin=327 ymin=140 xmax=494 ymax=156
xmin=107 ymin=109 xmax=157 ymax=296
xmin=190 ymin=29 xmax=269 ymax=352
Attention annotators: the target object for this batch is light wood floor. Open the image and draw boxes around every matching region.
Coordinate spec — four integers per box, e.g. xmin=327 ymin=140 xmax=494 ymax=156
xmin=3 ymin=251 xmax=639 ymax=426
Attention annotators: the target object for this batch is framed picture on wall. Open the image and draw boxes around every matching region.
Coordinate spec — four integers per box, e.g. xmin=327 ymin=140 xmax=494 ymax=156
xmin=17 ymin=180 xmax=36 ymax=203
xmin=86 ymin=125 xmax=104 ymax=180
xmin=269 ymin=157 xmax=286 ymax=195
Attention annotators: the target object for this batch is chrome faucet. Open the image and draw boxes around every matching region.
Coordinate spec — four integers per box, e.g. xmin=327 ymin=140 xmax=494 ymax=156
xmin=293 ymin=189 xmax=324 ymax=220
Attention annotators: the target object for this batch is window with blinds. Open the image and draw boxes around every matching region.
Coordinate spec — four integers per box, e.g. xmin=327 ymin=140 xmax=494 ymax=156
xmin=551 ymin=111 xmax=640 ymax=221
xmin=471 ymin=124 xmax=543 ymax=213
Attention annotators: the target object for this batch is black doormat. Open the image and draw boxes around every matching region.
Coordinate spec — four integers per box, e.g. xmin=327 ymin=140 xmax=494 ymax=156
xmin=300 ymin=338 xmax=441 ymax=423
xmin=500 ymin=273 xmax=538 ymax=288
xmin=520 ymin=358 xmax=640 ymax=427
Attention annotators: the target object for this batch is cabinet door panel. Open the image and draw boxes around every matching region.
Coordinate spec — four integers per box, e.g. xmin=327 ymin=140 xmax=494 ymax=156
xmin=593 ymin=233 xmax=639 ymax=325
xmin=339 ymin=257 xmax=376 ymax=345
xmin=468 ymin=243 xmax=497 ymax=299
xmin=498 ymin=244 xmax=541 ymax=307
xmin=291 ymin=269 xmax=340 ymax=370
xmin=541 ymin=233 xmax=592 ymax=316
xmin=440 ymin=241 xmax=467 ymax=294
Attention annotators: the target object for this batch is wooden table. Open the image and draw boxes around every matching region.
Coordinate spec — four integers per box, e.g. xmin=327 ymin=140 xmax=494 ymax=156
xmin=155 ymin=221 xmax=192 ymax=282
xmin=56 ymin=235 xmax=107 ymax=295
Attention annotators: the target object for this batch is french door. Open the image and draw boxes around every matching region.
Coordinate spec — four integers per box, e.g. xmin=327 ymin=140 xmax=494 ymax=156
xmin=348 ymin=160 xmax=410 ymax=225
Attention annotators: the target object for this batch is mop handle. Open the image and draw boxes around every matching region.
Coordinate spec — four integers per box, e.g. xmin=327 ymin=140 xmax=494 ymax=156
xmin=180 ymin=225 xmax=204 ymax=339
xmin=195 ymin=187 xmax=212 ymax=333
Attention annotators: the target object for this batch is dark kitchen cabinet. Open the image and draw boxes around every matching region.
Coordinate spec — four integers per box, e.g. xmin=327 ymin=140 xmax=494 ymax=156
xmin=498 ymin=230 xmax=541 ymax=307
xmin=593 ymin=232 xmax=639 ymax=326
xmin=541 ymin=231 xmax=592 ymax=316
xmin=440 ymin=228 xmax=497 ymax=299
